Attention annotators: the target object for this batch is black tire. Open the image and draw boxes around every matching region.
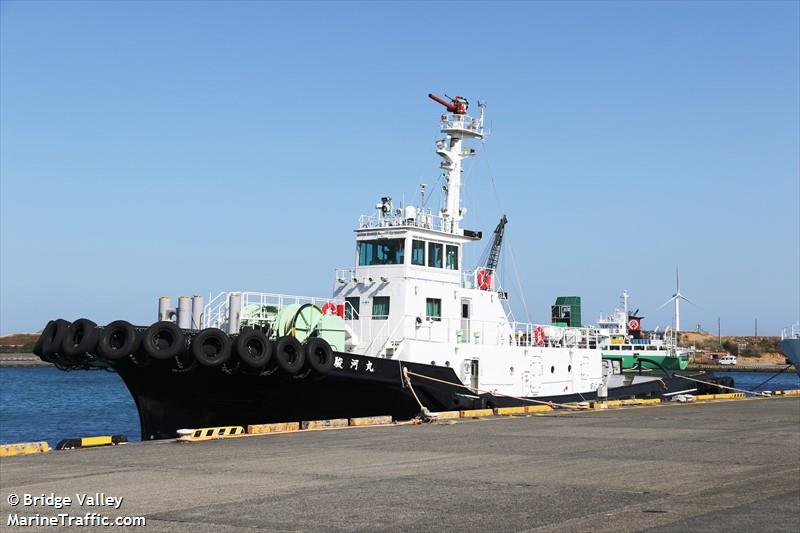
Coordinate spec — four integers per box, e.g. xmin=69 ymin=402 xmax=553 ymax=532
xmin=61 ymin=318 xmax=99 ymax=357
xmin=142 ymin=321 xmax=185 ymax=360
xmin=96 ymin=320 xmax=140 ymax=360
xmin=275 ymin=336 xmax=305 ymax=375
xmin=39 ymin=319 xmax=71 ymax=357
xmin=305 ymin=337 xmax=334 ymax=374
xmin=235 ymin=329 xmax=273 ymax=369
xmin=33 ymin=320 xmax=55 ymax=356
xmin=191 ymin=328 xmax=232 ymax=367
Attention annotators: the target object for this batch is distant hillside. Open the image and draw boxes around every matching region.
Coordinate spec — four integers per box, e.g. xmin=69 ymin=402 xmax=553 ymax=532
xmin=0 ymin=333 xmax=39 ymax=353
xmin=679 ymin=331 xmax=785 ymax=362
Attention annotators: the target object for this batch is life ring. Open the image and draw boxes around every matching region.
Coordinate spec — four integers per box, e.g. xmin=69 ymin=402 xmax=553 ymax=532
xmin=533 ymin=326 xmax=545 ymax=346
xmin=476 ymin=269 xmax=492 ymax=290
xmin=321 ymin=302 xmax=337 ymax=315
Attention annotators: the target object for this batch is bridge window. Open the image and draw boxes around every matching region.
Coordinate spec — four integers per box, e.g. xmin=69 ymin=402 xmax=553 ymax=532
xmin=426 ymin=298 xmax=442 ymax=321
xmin=446 ymin=245 xmax=459 ymax=270
xmin=358 ymin=239 xmax=405 ymax=266
xmin=411 ymin=240 xmax=425 ymax=266
xmin=428 ymin=242 xmax=443 ymax=268
xmin=372 ymin=296 xmax=390 ymax=320
xmin=345 ymin=297 xmax=360 ymax=320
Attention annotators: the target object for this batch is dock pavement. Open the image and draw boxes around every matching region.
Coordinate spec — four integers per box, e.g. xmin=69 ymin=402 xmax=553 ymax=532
xmin=1 ymin=397 xmax=798 ymax=532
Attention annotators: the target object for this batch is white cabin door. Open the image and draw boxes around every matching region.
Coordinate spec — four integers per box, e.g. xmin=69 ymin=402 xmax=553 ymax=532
xmin=526 ymin=353 xmax=543 ymax=395
xmin=460 ymin=299 xmax=471 ymax=343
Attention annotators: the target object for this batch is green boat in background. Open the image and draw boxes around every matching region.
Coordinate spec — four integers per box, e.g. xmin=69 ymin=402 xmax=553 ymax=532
xmin=553 ymin=291 xmax=690 ymax=371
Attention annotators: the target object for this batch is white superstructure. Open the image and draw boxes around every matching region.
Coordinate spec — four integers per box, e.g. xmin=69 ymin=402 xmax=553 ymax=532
xmin=330 ymin=95 xmax=604 ymax=398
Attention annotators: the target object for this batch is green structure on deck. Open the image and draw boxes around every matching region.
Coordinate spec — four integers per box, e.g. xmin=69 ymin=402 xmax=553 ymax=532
xmin=551 ymin=296 xmax=581 ymax=327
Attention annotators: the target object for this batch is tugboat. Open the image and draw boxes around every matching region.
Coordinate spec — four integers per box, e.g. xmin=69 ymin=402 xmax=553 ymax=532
xmin=597 ymin=290 xmax=690 ymax=371
xmin=33 ymin=93 xmax=695 ymax=440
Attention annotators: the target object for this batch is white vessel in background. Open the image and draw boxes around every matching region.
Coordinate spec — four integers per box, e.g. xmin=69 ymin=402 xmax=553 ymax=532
xmin=780 ymin=323 xmax=800 ymax=377
xmin=597 ymin=291 xmax=690 ymax=371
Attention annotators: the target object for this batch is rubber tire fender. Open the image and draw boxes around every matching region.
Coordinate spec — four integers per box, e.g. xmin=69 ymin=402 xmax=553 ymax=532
xmin=96 ymin=320 xmax=140 ymax=360
xmin=61 ymin=318 xmax=100 ymax=357
xmin=235 ymin=329 xmax=273 ymax=369
xmin=305 ymin=337 xmax=334 ymax=375
xmin=142 ymin=321 xmax=186 ymax=360
xmin=275 ymin=336 xmax=305 ymax=375
xmin=721 ymin=376 xmax=735 ymax=392
xmin=33 ymin=320 xmax=55 ymax=357
xmin=38 ymin=319 xmax=71 ymax=357
xmin=191 ymin=328 xmax=232 ymax=367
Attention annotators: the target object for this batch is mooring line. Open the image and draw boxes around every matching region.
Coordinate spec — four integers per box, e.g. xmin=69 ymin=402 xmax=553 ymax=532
xmin=402 ymin=367 xmax=431 ymax=417
xmin=674 ymin=374 xmax=770 ymax=396
xmin=404 ymin=369 xmax=583 ymax=410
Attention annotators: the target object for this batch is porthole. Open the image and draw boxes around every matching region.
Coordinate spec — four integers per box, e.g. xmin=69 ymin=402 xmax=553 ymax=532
xmin=550 ymin=365 xmax=555 ymax=374
xmin=510 ymin=366 xmax=515 ymax=375
xmin=568 ymin=364 xmax=572 ymax=372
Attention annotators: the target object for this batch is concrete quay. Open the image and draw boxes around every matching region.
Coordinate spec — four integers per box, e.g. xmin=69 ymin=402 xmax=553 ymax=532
xmin=1 ymin=397 xmax=798 ymax=532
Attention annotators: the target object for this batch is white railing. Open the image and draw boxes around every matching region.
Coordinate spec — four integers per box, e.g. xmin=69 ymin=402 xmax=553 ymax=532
xmin=357 ymin=208 xmax=451 ymax=233
xmin=782 ymin=323 xmax=800 ymax=340
xmin=440 ymin=113 xmax=484 ymax=136
xmin=203 ymin=291 xmax=344 ymax=331
xmin=343 ymin=312 xmax=601 ymax=357
xmin=462 ymin=267 xmax=497 ymax=291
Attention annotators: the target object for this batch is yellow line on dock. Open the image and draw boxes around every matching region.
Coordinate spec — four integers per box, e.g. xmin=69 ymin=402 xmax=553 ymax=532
xmin=0 ymin=441 xmax=49 ymax=457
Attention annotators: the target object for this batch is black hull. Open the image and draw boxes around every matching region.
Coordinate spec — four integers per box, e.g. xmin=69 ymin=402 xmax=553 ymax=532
xmin=51 ymin=350 xmax=707 ymax=441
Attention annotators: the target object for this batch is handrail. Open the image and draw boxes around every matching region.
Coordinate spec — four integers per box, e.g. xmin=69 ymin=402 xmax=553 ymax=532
xmin=202 ymin=291 xmax=344 ymax=330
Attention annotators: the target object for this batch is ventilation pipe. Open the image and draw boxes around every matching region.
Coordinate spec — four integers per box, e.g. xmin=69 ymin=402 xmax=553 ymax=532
xmin=177 ymin=296 xmax=192 ymax=329
xmin=191 ymin=295 xmax=204 ymax=330
xmin=158 ymin=297 xmax=176 ymax=322
xmin=228 ymin=292 xmax=242 ymax=334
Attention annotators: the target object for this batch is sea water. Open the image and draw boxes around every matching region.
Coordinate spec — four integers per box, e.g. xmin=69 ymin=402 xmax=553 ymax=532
xmin=0 ymin=366 xmax=139 ymax=446
xmin=1 ymin=366 xmax=798 ymax=447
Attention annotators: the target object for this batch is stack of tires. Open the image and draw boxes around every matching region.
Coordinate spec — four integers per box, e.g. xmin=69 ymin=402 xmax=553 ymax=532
xmin=34 ymin=319 xmax=335 ymax=377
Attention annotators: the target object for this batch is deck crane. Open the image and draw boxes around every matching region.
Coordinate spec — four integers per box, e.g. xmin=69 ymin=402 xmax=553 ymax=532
xmin=476 ymin=215 xmax=508 ymax=291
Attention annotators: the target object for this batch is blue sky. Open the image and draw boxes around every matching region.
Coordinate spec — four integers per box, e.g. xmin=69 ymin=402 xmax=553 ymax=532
xmin=1 ymin=1 xmax=798 ymax=336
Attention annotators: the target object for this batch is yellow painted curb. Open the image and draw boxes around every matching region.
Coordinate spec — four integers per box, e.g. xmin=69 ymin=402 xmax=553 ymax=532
xmin=56 ymin=435 xmax=128 ymax=450
xmin=0 ymin=441 xmax=49 ymax=457
xmin=301 ymin=418 xmax=348 ymax=430
xmin=429 ymin=411 xmax=460 ymax=420
xmin=494 ymin=406 xmax=527 ymax=416
xmin=605 ymin=398 xmax=662 ymax=407
xmin=525 ymin=405 xmax=553 ymax=414
xmin=349 ymin=415 xmax=393 ymax=426
xmin=695 ymin=393 xmax=745 ymax=401
xmin=247 ymin=422 xmax=300 ymax=434
xmin=177 ymin=426 xmax=245 ymax=442
xmin=460 ymin=408 xmax=494 ymax=418
xmin=82 ymin=436 xmax=113 ymax=447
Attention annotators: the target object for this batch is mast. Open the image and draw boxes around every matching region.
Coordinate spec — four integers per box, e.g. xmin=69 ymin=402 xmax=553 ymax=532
xmin=428 ymin=93 xmax=485 ymax=234
xmin=622 ymin=290 xmax=629 ymax=333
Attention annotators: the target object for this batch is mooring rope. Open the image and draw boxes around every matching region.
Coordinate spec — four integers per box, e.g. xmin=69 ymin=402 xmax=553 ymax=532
xmin=402 ymin=367 xmax=431 ymax=417
xmin=404 ymin=369 xmax=584 ymax=410
xmin=748 ymin=365 xmax=793 ymax=392
xmin=673 ymin=374 xmax=770 ymax=396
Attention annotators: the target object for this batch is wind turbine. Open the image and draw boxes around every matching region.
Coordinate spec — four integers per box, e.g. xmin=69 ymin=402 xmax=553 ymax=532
xmin=658 ymin=266 xmax=693 ymax=332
